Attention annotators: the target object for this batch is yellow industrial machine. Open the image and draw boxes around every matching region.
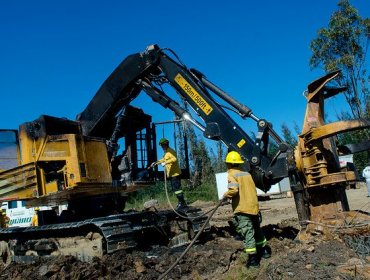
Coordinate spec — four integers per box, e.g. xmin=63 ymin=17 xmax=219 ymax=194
xmin=0 ymin=110 xmax=157 ymax=220
xmin=0 ymin=45 xmax=369 ymax=261
xmin=2 ymin=117 xmax=112 ymax=203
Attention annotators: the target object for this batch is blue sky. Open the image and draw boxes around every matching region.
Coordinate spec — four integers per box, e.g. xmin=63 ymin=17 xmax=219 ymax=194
xmin=1 ymin=0 xmax=369 ymax=141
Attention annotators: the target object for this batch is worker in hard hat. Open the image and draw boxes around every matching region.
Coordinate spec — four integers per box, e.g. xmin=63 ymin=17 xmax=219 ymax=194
xmin=31 ymin=207 xmax=39 ymax=226
xmin=0 ymin=209 xmax=9 ymax=228
xmin=150 ymin=138 xmax=187 ymax=209
xmin=223 ymin=151 xmax=271 ymax=268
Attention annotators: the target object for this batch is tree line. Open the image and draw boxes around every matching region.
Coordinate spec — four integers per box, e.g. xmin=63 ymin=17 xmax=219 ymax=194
xmin=178 ymin=0 xmax=370 ymax=189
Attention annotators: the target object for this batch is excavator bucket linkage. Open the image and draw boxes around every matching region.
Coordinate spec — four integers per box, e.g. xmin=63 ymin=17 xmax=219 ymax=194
xmin=293 ymin=70 xmax=370 ymax=231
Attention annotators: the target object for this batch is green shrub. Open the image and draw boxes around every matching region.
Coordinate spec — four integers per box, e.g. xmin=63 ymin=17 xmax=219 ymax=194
xmin=125 ymin=179 xmax=219 ymax=210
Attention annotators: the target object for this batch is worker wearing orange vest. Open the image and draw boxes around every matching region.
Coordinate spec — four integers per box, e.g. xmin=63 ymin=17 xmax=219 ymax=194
xmin=150 ymin=138 xmax=186 ymax=209
xmin=223 ymin=151 xmax=271 ymax=268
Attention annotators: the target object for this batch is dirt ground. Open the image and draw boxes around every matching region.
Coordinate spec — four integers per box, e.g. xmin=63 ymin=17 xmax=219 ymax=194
xmin=1 ymin=185 xmax=370 ymax=280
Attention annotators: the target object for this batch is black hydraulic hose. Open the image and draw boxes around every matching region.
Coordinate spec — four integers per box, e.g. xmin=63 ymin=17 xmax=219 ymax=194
xmin=192 ymin=70 xmax=254 ymax=120
xmin=157 ymin=198 xmax=224 ymax=280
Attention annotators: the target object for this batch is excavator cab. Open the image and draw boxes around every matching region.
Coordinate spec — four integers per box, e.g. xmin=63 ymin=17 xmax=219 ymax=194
xmin=0 ymin=108 xmax=159 ymax=215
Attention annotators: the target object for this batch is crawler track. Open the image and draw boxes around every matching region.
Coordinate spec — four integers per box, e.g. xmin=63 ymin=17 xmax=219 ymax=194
xmin=0 ymin=207 xmax=208 ymax=262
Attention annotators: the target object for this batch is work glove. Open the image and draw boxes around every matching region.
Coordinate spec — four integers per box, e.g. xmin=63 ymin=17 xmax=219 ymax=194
xmin=161 ymin=162 xmax=166 ymax=166
xmin=148 ymin=162 xmax=156 ymax=169
xmin=258 ymin=211 xmax=262 ymax=224
xmin=220 ymin=196 xmax=229 ymax=206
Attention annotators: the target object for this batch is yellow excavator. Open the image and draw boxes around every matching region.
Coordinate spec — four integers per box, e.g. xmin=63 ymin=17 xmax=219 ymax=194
xmin=0 ymin=44 xmax=369 ymax=261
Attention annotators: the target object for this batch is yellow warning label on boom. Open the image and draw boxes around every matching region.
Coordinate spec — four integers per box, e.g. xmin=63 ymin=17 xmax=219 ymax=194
xmin=237 ymin=139 xmax=246 ymax=148
xmin=175 ymin=73 xmax=213 ymax=115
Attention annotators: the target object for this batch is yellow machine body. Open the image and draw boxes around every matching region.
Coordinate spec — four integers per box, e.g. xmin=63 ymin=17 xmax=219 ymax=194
xmin=0 ymin=117 xmax=123 ymax=207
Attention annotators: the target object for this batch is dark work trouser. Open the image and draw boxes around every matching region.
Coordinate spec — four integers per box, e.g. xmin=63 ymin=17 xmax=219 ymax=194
xmin=170 ymin=176 xmax=186 ymax=205
xmin=232 ymin=213 xmax=266 ymax=254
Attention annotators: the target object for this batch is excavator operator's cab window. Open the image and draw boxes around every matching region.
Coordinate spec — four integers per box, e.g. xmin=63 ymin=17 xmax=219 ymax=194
xmin=108 ymin=106 xmax=155 ymax=187
xmin=0 ymin=130 xmax=20 ymax=170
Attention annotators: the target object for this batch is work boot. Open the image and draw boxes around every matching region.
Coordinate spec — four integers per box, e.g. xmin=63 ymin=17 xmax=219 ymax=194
xmin=246 ymin=253 xmax=260 ymax=268
xmin=233 ymin=233 xmax=243 ymax=241
xmin=176 ymin=193 xmax=187 ymax=210
xmin=258 ymin=245 xmax=271 ymax=259
xmin=176 ymin=201 xmax=187 ymax=211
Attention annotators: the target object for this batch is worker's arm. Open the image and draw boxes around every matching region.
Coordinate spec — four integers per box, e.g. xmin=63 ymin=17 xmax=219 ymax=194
xmin=163 ymin=149 xmax=177 ymax=164
xmin=155 ymin=150 xmax=177 ymax=165
xmin=223 ymin=175 xmax=239 ymax=198
xmin=156 ymin=157 xmax=166 ymax=164
xmin=149 ymin=158 xmax=165 ymax=169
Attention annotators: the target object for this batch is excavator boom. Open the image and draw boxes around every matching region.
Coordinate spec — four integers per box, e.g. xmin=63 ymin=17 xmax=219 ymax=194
xmin=78 ymin=44 xmax=291 ymax=192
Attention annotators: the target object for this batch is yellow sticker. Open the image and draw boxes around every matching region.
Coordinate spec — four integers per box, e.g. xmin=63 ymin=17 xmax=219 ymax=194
xmin=174 ymin=73 xmax=213 ymax=115
xmin=237 ymin=139 xmax=246 ymax=148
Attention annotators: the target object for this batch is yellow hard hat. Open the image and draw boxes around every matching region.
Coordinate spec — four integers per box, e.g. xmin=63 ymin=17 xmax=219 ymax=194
xmin=34 ymin=207 xmax=40 ymax=211
xmin=225 ymin=151 xmax=244 ymax=164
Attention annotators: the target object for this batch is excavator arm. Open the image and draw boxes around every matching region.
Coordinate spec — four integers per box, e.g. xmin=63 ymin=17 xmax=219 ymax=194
xmin=77 ymin=45 xmax=370 ymax=229
xmin=78 ymin=44 xmax=290 ymax=192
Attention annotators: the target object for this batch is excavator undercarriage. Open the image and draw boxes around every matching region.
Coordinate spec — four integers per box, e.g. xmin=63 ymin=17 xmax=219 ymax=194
xmin=0 ymin=207 xmax=208 ymax=263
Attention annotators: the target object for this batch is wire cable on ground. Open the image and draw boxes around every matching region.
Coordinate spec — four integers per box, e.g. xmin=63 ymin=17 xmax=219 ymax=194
xmin=346 ymin=202 xmax=370 ymax=226
xmin=304 ymin=201 xmax=370 ymax=230
xmin=158 ymin=198 xmax=223 ymax=280
xmin=304 ymin=201 xmax=370 ymax=257
xmin=304 ymin=219 xmax=370 ymax=229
